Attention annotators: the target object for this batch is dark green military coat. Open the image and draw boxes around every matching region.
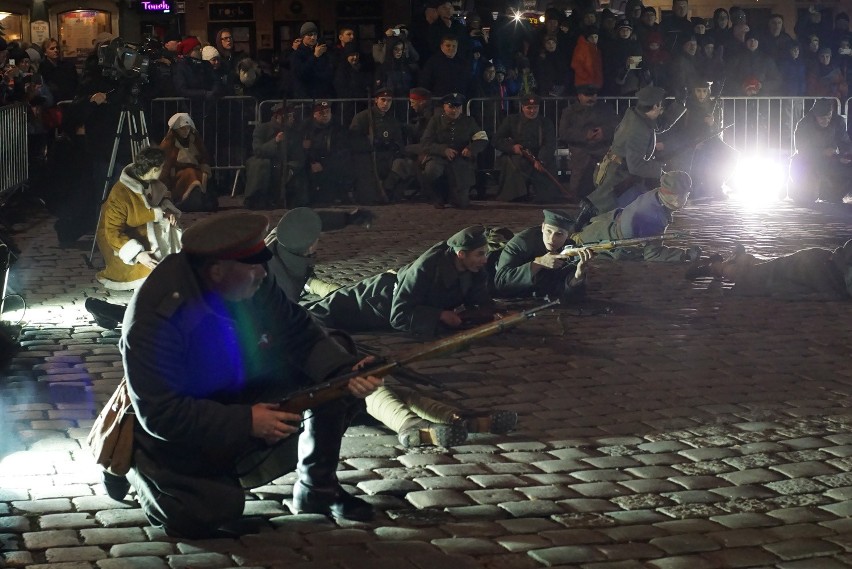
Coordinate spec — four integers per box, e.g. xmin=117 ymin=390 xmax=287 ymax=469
xmin=492 ymin=113 xmax=559 ymax=202
xmin=493 ymin=226 xmax=586 ymax=301
xmin=307 ymin=240 xmax=493 ymax=336
xmin=732 ymin=247 xmax=851 ymax=300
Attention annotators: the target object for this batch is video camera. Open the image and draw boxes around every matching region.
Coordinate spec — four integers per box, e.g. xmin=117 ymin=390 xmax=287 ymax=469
xmin=97 ymin=38 xmax=151 ymax=83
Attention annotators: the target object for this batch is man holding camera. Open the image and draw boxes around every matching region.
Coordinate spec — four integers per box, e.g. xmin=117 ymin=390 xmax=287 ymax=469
xmin=290 ymin=22 xmax=334 ymax=99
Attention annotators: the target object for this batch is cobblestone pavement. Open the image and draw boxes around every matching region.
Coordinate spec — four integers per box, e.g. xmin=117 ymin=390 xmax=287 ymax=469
xmin=1 ymin=195 xmax=851 ymax=569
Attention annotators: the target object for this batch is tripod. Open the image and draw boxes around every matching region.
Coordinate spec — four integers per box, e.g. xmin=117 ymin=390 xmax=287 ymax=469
xmin=85 ymin=99 xmax=152 ymax=268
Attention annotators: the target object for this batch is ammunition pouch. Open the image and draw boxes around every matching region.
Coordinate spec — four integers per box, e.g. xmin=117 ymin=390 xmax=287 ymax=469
xmin=593 ymin=153 xmax=623 ymax=186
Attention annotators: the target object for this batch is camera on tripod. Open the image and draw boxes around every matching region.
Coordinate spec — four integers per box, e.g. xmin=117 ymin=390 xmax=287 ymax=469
xmin=97 ymin=38 xmax=152 ymax=83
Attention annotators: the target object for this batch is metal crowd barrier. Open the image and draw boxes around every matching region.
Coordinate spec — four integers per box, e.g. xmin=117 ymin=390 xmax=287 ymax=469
xmin=0 ymin=103 xmax=28 ymax=202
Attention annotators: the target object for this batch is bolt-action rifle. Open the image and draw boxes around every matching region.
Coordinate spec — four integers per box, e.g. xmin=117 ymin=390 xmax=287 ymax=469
xmin=277 ymin=299 xmax=561 ymax=414
xmin=518 ymin=146 xmax=573 ymax=200
xmin=557 ymin=234 xmax=681 ymax=259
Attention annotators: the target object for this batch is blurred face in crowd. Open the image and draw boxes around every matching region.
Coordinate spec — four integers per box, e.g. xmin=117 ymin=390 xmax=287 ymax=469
xmin=808 ymin=36 xmax=820 ymax=53
xmin=618 ymin=26 xmax=632 ymax=39
xmin=303 ymin=30 xmax=318 ymax=48
xmin=483 ymin=65 xmax=496 ymax=82
xmin=174 ymin=125 xmax=192 ymax=139
xmin=694 ymin=86 xmax=710 ymax=103
xmin=45 ymin=41 xmax=60 ymax=61
xmin=577 ymin=91 xmax=597 ymax=107
xmin=440 ymin=39 xmax=458 ymax=58
xmin=819 ymin=51 xmax=832 ymax=66
xmin=703 ymin=43 xmax=715 ymax=58
xmin=313 ymin=106 xmax=332 ymax=125
xmin=209 ymin=56 xmax=221 ymax=70
xmin=346 ymin=52 xmax=360 ymax=67
xmin=456 ymin=246 xmax=489 ymax=273
xmin=746 ymin=38 xmax=758 ymax=52
xmin=587 ymin=33 xmax=599 ymax=45
xmin=544 ymin=38 xmax=557 ymax=52
xmin=219 ymin=31 xmax=233 ymax=51
xmin=338 ymin=28 xmax=355 ymax=44
xmin=541 ymin=223 xmax=570 ymax=252
xmin=715 ymin=10 xmax=729 ymax=30
xmin=392 ymin=43 xmax=405 ymax=59
xmin=816 ymin=111 xmax=833 ymax=128
xmin=673 ymin=0 xmax=688 ymax=18
xmin=683 ymin=39 xmax=697 ymax=56
xmin=768 ymin=16 xmax=783 ymax=37
xmin=631 ymin=5 xmax=643 ymax=19
xmin=583 ymin=12 xmax=597 ymax=26
xmin=641 ymin=9 xmax=656 ymax=26
xmin=521 ymin=101 xmax=539 ymax=120
xmin=442 ymin=101 xmax=463 ymax=120
xmin=190 ymin=46 xmax=202 ymax=60
xmin=646 ymin=102 xmax=664 ymax=120
xmin=409 ymin=97 xmax=429 ymax=112
xmin=694 ymin=22 xmax=705 ymax=35
xmin=375 ymin=95 xmax=392 ymax=114
xmin=790 ymin=45 xmax=800 ymax=59
xmin=164 ymin=39 xmax=180 ymax=52
xmin=437 ymin=2 xmax=453 ymax=21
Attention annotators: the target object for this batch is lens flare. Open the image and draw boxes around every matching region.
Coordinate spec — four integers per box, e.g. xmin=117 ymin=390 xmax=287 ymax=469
xmin=723 ymin=155 xmax=787 ymax=207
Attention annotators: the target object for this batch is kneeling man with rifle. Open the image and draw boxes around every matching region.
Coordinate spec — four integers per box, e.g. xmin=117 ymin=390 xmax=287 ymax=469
xmin=117 ymin=212 xmax=382 ymax=538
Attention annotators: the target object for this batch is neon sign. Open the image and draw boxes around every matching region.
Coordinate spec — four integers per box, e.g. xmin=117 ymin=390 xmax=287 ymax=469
xmin=141 ymin=1 xmax=171 ymax=12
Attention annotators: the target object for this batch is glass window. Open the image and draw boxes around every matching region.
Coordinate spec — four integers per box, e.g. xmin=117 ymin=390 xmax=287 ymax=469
xmin=0 ymin=12 xmax=25 ymax=43
xmin=57 ymin=10 xmax=111 ymax=65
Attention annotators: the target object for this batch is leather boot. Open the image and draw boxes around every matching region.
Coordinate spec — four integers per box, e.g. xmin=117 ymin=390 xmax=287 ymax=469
xmin=102 ymin=470 xmax=130 ymax=501
xmin=291 ymin=400 xmax=374 ymax=521
xmin=85 ymin=298 xmax=127 ymax=329
xmin=573 ymin=198 xmax=598 ymax=232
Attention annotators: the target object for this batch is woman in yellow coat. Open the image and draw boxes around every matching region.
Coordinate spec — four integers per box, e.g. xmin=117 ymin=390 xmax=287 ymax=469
xmin=95 ymin=146 xmax=182 ymax=290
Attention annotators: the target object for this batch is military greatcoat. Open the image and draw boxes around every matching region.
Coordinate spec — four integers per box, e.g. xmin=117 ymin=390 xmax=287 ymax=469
xmin=492 ymin=113 xmax=559 ymax=203
xmin=123 ymin=252 xmax=356 ymax=536
xmin=419 ymin=113 xmax=488 ymax=207
xmin=307 ymin=240 xmax=493 ymax=336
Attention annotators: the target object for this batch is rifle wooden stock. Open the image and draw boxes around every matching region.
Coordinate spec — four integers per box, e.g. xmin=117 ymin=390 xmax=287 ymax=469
xmin=278 ymin=299 xmax=561 ymax=413
xmin=518 ymin=147 xmax=573 ymax=199
xmin=557 ymin=234 xmax=677 ymax=258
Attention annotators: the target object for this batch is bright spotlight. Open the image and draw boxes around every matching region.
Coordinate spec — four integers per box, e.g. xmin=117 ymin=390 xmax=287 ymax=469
xmin=512 ymin=11 xmax=522 ymax=23
xmin=539 ymin=15 xmax=545 ymax=23
xmin=723 ymin=154 xmax=787 ymax=207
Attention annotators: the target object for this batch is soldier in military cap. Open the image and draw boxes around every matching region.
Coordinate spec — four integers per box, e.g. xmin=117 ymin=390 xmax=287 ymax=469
xmin=578 ymin=84 xmax=685 ymax=228
xmin=349 ymin=86 xmax=406 ymax=204
xmin=383 ymin=87 xmax=436 ymax=200
xmin=118 ymin=211 xmax=382 ymax=538
xmin=307 ymin=225 xmax=498 ymax=336
xmin=492 ymin=94 xmax=560 ymax=203
xmin=493 ymin=209 xmax=593 ymax=302
xmin=300 ymin=100 xmax=357 ymax=205
xmin=419 ymin=92 xmax=490 ymax=208
xmin=558 ymin=84 xmax=620 ymax=198
xmin=244 ymin=102 xmax=308 ymax=209
xmin=573 ymin=170 xmax=702 ymax=262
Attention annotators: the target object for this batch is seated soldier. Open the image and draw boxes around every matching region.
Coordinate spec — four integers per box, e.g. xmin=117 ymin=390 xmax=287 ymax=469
xmin=349 ymin=86 xmax=405 ymax=204
xmin=573 ymin=170 xmax=702 ymax=262
xmin=492 ymin=94 xmax=561 ymax=203
xmin=493 ymin=210 xmax=593 ymax=302
xmin=788 ymin=98 xmax=852 ymax=204
xmin=306 ymin=226 xmax=499 ymax=336
xmin=301 ymin=100 xmax=357 ymax=205
xmin=383 ymin=87 xmax=435 ymax=201
xmin=419 ymin=93 xmax=490 ymax=209
xmin=243 ymin=102 xmax=307 ymax=209
xmin=687 ymin=240 xmax=852 ymax=301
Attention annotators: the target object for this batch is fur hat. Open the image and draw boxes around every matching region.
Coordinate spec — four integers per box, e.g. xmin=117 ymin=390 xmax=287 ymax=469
xmin=201 ymin=46 xmax=220 ymax=61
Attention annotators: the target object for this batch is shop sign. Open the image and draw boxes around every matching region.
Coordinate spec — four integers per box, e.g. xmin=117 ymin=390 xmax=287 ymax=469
xmin=31 ymin=20 xmax=50 ymax=44
xmin=208 ymin=2 xmax=254 ymax=20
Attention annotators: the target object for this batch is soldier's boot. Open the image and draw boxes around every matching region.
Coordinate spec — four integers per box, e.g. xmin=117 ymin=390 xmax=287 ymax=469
xmin=102 ymin=471 xmax=130 ymax=501
xmin=291 ymin=400 xmax=373 ymax=521
xmin=463 ymin=410 xmax=518 ymax=435
xmin=397 ymin=419 xmax=468 ymax=448
xmin=85 ymin=298 xmax=127 ymax=329
xmin=573 ymin=198 xmax=598 ymax=232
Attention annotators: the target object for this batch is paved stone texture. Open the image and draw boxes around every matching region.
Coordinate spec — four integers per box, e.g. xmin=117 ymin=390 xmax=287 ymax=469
xmin=1 ymin=196 xmax=852 ymax=569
